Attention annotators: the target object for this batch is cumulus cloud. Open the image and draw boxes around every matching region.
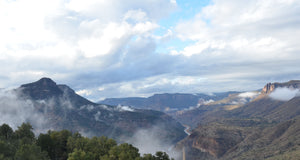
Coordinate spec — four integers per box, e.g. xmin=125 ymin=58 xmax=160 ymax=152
xmin=1 ymin=0 xmax=300 ymax=101
xmin=269 ymin=87 xmax=300 ymax=101
xmin=76 ymin=89 xmax=93 ymax=97
xmin=0 ymin=0 xmax=174 ymax=84
xmin=173 ymin=0 xmax=300 ymax=80
xmin=174 ymin=0 xmax=300 ymax=59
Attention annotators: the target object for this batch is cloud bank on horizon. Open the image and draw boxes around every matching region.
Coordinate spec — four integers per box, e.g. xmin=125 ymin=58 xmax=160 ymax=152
xmin=1 ymin=0 xmax=300 ymax=101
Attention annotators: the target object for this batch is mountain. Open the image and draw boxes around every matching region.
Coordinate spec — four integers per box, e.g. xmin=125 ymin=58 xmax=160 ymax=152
xmin=100 ymin=92 xmax=240 ymax=113
xmin=19 ymin=77 xmax=94 ymax=107
xmin=12 ymin=78 xmax=186 ymax=144
xmin=175 ymin=80 xmax=300 ymax=160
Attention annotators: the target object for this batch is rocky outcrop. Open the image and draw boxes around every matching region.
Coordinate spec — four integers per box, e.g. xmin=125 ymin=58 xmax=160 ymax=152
xmin=262 ymin=80 xmax=300 ymax=94
xmin=262 ymin=83 xmax=276 ymax=94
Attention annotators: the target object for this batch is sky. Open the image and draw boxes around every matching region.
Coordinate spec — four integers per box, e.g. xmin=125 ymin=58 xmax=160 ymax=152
xmin=1 ymin=0 xmax=300 ymax=101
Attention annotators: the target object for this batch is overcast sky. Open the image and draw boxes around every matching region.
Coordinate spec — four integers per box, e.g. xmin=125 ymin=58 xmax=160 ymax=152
xmin=1 ymin=0 xmax=300 ymax=101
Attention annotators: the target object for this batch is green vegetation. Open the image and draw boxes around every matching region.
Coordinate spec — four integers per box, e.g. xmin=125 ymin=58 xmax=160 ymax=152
xmin=0 ymin=123 xmax=174 ymax=160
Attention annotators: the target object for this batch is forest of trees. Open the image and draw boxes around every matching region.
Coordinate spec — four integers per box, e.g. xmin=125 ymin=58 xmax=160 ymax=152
xmin=0 ymin=123 xmax=174 ymax=160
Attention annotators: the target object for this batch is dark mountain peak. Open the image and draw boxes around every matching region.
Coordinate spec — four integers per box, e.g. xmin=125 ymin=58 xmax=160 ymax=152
xmin=21 ymin=77 xmax=56 ymax=88
xmin=19 ymin=77 xmax=63 ymax=100
xmin=19 ymin=78 xmax=95 ymax=106
xmin=38 ymin=77 xmax=56 ymax=84
xmin=262 ymin=80 xmax=300 ymax=94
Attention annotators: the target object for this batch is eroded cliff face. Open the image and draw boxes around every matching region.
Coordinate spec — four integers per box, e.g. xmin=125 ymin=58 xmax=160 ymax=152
xmin=262 ymin=80 xmax=300 ymax=94
xmin=176 ymin=124 xmax=246 ymax=159
xmin=193 ymin=126 xmax=245 ymax=158
xmin=262 ymin=83 xmax=277 ymax=94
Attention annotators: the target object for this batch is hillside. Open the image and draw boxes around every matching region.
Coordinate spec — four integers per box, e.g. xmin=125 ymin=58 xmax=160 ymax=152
xmin=176 ymin=80 xmax=300 ymax=160
xmin=174 ymin=91 xmax=260 ymax=128
xmin=177 ymin=116 xmax=300 ymax=160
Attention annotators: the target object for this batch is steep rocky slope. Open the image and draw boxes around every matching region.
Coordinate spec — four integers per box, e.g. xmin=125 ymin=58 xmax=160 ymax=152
xmin=177 ymin=117 xmax=300 ymax=160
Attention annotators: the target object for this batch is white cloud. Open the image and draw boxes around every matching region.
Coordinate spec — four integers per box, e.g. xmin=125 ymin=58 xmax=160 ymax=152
xmin=170 ymin=0 xmax=177 ymax=5
xmin=197 ymin=99 xmax=215 ymax=107
xmin=0 ymin=0 xmax=61 ymax=57
xmin=116 ymin=104 xmax=135 ymax=112
xmin=98 ymin=87 xmax=105 ymax=91
xmin=94 ymin=111 xmax=101 ymax=121
xmin=269 ymin=87 xmax=299 ymax=101
xmin=71 ymin=13 xmax=158 ymax=58
xmin=174 ymin=0 xmax=300 ymax=60
xmin=180 ymin=41 xmax=210 ymax=56
xmin=76 ymin=89 xmax=93 ymax=96
xmin=74 ymin=0 xmax=300 ymax=100
xmin=238 ymin=92 xmax=260 ymax=98
xmin=65 ymin=0 xmax=176 ymax=21
xmin=1 ymin=0 xmax=300 ymax=100
xmin=0 ymin=0 xmax=174 ymax=87
xmin=124 ymin=9 xmax=148 ymax=22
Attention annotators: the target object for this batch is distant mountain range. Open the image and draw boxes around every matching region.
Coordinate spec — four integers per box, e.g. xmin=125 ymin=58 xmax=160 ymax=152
xmin=100 ymin=92 xmax=241 ymax=112
xmin=2 ymin=78 xmax=186 ymax=144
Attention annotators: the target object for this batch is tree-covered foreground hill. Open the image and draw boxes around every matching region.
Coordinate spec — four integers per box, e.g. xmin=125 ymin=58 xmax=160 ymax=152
xmin=0 ymin=123 xmax=174 ymax=160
